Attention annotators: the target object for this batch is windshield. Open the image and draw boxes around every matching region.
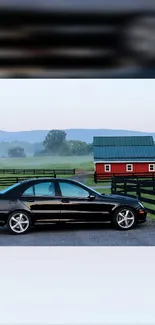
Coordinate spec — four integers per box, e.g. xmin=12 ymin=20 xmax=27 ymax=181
xmin=0 ymin=183 xmax=21 ymax=194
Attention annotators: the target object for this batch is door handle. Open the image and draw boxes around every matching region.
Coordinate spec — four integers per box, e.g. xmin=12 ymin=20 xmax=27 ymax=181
xmin=61 ymin=198 xmax=70 ymax=203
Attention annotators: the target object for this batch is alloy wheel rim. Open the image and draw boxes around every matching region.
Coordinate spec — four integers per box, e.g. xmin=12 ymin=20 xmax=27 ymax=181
xmin=116 ymin=209 xmax=135 ymax=229
xmin=9 ymin=213 xmax=29 ymax=233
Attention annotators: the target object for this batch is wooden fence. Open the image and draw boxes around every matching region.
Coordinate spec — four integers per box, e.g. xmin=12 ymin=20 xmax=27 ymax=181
xmin=0 ymin=169 xmax=76 ymax=187
xmin=0 ymin=175 xmax=57 ymax=187
xmin=0 ymin=168 xmax=75 ymax=175
xmin=111 ymin=176 xmax=155 ymax=215
xmin=94 ymin=172 xmax=155 ymax=183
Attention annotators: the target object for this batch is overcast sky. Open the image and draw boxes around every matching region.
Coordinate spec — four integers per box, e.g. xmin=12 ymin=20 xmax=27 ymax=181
xmin=0 ymin=79 xmax=154 ymax=132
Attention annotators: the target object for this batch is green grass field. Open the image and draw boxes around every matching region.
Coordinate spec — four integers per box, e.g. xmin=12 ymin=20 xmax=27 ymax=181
xmin=84 ymin=175 xmax=110 ymax=187
xmin=0 ymin=156 xmax=94 ymax=171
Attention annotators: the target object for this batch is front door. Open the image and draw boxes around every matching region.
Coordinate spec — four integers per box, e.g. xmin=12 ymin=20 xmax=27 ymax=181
xmin=21 ymin=181 xmax=61 ymax=222
xmin=58 ymin=181 xmax=107 ymax=221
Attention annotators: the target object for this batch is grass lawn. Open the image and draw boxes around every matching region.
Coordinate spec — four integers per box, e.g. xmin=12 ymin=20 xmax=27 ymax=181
xmin=84 ymin=174 xmax=111 ymax=187
xmin=95 ymin=188 xmax=111 ymax=194
xmin=0 ymin=156 xmax=94 ymax=171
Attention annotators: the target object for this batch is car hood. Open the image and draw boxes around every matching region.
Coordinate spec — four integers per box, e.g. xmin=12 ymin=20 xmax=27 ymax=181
xmin=0 ymin=0 xmax=154 ymax=12
xmin=102 ymin=193 xmax=139 ymax=204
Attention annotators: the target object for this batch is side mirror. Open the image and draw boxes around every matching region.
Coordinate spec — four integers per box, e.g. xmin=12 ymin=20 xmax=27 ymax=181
xmin=88 ymin=195 xmax=96 ymax=201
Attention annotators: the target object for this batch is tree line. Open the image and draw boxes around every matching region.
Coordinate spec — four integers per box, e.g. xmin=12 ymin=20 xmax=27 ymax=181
xmin=7 ymin=130 xmax=93 ymax=158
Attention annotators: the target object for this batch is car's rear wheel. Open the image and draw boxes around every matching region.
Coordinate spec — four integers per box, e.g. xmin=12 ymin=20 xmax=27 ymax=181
xmin=7 ymin=211 xmax=32 ymax=235
xmin=112 ymin=207 xmax=137 ymax=230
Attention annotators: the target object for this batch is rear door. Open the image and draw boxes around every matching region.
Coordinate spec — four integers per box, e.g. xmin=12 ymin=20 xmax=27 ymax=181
xmin=20 ymin=180 xmax=61 ymax=222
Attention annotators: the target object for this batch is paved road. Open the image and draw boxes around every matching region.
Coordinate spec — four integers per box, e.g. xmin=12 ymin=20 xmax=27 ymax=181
xmin=0 ymin=219 xmax=155 ymax=246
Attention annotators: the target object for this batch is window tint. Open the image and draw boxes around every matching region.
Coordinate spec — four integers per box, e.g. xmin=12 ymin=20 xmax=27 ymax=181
xmin=34 ymin=182 xmax=55 ymax=196
xmin=23 ymin=186 xmax=34 ymax=196
xmin=59 ymin=182 xmax=89 ymax=198
xmin=23 ymin=182 xmax=55 ymax=196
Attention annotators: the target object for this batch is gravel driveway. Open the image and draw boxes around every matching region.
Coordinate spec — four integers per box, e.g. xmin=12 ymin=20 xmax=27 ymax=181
xmin=0 ymin=219 xmax=155 ymax=246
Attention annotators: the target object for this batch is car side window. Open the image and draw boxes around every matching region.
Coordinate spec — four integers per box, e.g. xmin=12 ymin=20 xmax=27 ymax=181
xmin=22 ymin=186 xmax=34 ymax=196
xmin=22 ymin=182 xmax=55 ymax=197
xmin=59 ymin=182 xmax=89 ymax=198
xmin=34 ymin=182 xmax=55 ymax=196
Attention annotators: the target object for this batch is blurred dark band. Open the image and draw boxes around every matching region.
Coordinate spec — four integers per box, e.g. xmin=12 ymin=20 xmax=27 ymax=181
xmin=0 ymin=1 xmax=155 ymax=78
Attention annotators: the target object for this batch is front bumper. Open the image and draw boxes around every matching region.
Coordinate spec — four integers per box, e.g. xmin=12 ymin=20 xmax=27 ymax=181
xmin=136 ymin=209 xmax=147 ymax=223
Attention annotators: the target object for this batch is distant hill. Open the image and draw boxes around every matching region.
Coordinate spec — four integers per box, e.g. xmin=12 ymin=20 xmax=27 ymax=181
xmin=0 ymin=129 xmax=155 ymax=143
xmin=66 ymin=129 xmax=155 ymax=143
xmin=0 ymin=130 xmax=48 ymax=143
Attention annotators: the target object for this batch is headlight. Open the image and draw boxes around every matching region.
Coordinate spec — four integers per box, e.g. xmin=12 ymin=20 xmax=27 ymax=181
xmin=138 ymin=202 xmax=144 ymax=209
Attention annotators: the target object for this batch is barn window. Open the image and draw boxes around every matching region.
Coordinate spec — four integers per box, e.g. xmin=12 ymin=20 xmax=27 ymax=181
xmin=126 ymin=164 xmax=133 ymax=172
xmin=149 ymin=164 xmax=155 ymax=172
xmin=105 ymin=164 xmax=111 ymax=172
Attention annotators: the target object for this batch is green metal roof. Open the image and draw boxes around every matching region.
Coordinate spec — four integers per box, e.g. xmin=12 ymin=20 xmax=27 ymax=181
xmin=94 ymin=157 xmax=155 ymax=162
xmin=93 ymin=146 xmax=155 ymax=161
xmin=93 ymin=136 xmax=154 ymax=146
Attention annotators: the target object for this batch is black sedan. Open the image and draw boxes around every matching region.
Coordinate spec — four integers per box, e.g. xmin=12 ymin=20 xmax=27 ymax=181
xmin=0 ymin=178 xmax=147 ymax=234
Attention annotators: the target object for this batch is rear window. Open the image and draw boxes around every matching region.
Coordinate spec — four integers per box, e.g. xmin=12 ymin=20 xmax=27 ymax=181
xmin=22 ymin=182 xmax=56 ymax=196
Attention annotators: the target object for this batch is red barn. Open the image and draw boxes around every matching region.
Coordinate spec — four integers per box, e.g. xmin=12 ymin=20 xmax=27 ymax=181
xmin=93 ymin=136 xmax=155 ymax=182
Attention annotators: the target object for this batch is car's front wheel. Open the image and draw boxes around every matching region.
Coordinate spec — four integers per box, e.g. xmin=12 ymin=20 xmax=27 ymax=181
xmin=112 ymin=207 xmax=137 ymax=230
xmin=7 ymin=211 xmax=32 ymax=235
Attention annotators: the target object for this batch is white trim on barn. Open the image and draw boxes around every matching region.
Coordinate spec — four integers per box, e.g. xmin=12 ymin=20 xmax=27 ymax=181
xmin=104 ymin=164 xmax=111 ymax=172
xmin=126 ymin=164 xmax=133 ymax=172
xmin=149 ymin=164 xmax=155 ymax=172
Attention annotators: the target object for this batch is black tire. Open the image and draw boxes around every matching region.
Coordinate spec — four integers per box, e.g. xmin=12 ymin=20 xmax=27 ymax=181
xmin=7 ymin=210 xmax=32 ymax=235
xmin=112 ymin=206 xmax=137 ymax=231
